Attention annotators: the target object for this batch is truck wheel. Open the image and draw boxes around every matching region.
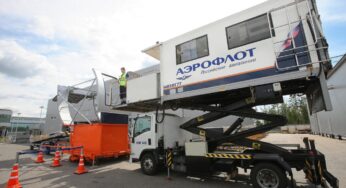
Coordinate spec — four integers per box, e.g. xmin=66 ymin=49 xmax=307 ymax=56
xmin=250 ymin=163 xmax=288 ymax=188
xmin=141 ymin=152 xmax=158 ymax=175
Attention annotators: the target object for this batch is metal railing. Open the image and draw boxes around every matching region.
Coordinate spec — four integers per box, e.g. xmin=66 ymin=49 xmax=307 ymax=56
xmin=267 ymin=0 xmax=329 ymax=71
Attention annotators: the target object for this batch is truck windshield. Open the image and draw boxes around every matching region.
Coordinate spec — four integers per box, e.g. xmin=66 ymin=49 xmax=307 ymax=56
xmin=133 ymin=116 xmax=151 ymax=137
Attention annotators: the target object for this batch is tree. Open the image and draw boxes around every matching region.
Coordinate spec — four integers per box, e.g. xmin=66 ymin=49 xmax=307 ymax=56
xmin=262 ymin=95 xmax=310 ymax=125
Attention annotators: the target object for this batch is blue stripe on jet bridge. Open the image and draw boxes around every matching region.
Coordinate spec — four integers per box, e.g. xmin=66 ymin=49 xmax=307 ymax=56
xmin=163 ymin=67 xmax=290 ymax=96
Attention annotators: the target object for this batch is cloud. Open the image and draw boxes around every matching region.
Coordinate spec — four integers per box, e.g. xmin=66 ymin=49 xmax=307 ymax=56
xmin=0 ymin=40 xmax=55 ymax=78
xmin=318 ymin=0 xmax=346 ymax=23
xmin=0 ymin=73 xmax=54 ymax=116
xmin=323 ymin=15 xmax=346 ymax=23
xmin=28 ymin=16 xmax=56 ymax=39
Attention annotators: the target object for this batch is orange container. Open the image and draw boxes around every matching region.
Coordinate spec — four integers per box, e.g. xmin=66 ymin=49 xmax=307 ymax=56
xmin=69 ymin=123 xmax=130 ymax=162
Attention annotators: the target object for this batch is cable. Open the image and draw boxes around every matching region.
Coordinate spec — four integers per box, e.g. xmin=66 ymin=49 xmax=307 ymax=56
xmin=330 ymin=53 xmax=346 ymax=66
xmin=155 ymin=103 xmax=165 ymax=123
xmin=330 ymin=54 xmax=345 ymax=60
xmin=170 ymin=102 xmax=179 ymax=111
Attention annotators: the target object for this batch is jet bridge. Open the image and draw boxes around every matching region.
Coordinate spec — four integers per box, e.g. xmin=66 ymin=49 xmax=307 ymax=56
xmin=53 ymin=65 xmax=160 ymax=124
xmin=114 ymin=0 xmax=332 ymax=115
xmin=57 ymin=70 xmax=123 ymax=124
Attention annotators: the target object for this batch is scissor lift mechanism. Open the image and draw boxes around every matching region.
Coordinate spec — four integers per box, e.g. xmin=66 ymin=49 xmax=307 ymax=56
xmin=154 ymin=83 xmax=338 ymax=188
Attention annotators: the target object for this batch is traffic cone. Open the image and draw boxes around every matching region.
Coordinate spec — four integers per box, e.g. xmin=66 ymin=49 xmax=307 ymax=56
xmin=51 ymin=150 xmax=61 ymax=167
xmin=74 ymin=154 xmax=88 ymax=175
xmin=6 ymin=163 xmax=22 ymax=188
xmin=35 ymin=151 xmax=45 ymax=163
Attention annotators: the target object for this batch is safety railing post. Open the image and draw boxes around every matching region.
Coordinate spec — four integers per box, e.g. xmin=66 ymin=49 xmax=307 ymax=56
xmin=166 ymin=148 xmax=173 ymax=180
xmin=15 ymin=152 xmax=19 ymax=164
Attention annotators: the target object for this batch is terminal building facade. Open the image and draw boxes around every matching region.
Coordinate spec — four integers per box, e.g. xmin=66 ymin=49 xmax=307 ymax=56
xmin=0 ymin=109 xmax=45 ymax=142
xmin=0 ymin=109 xmax=12 ymax=136
xmin=310 ymin=55 xmax=346 ymax=138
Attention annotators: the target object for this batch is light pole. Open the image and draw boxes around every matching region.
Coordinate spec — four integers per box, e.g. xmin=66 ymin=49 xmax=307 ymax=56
xmin=14 ymin=113 xmax=21 ymax=143
xmin=39 ymin=106 xmax=44 ymax=119
xmin=39 ymin=106 xmax=44 ymax=134
xmin=10 ymin=116 xmax=14 ymax=135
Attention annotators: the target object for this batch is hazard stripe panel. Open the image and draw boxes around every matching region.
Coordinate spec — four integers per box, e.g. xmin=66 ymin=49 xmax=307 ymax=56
xmin=205 ymin=153 xmax=252 ymax=159
xmin=167 ymin=151 xmax=173 ymax=167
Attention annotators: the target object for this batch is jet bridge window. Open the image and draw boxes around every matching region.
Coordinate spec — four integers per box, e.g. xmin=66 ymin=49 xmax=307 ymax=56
xmin=226 ymin=14 xmax=271 ymax=49
xmin=133 ymin=116 xmax=151 ymax=137
xmin=176 ymin=35 xmax=209 ymax=65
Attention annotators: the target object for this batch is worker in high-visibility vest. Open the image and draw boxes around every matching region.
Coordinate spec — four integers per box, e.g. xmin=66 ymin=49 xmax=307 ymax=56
xmin=119 ymin=67 xmax=129 ymax=104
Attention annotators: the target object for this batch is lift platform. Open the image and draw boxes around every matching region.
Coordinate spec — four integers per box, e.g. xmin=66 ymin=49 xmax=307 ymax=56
xmin=173 ymin=89 xmax=338 ymax=187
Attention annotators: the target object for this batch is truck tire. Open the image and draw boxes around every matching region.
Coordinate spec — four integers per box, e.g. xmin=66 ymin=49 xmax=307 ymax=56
xmin=140 ymin=152 xmax=158 ymax=175
xmin=250 ymin=163 xmax=288 ymax=188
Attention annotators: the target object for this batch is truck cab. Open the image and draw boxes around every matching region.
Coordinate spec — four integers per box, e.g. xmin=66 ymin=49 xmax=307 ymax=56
xmin=130 ymin=113 xmax=197 ymax=165
xmin=130 ymin=114 xmax=157 ymax=161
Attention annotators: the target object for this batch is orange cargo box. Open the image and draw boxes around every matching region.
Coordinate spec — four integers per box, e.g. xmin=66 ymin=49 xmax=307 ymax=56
xmin=69 ymin=123 xmax=130 ymax=162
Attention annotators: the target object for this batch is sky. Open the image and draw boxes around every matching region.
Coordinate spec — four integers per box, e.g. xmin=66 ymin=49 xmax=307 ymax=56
xmin=0 ymin=0 xmax=345 ymax=117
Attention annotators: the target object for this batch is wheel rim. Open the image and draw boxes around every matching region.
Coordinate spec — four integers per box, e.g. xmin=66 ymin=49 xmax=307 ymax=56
xmin=143 ymin=157 xmax=153 ymax=171
xmin=256 ymin=169 xmax=280 ymax=188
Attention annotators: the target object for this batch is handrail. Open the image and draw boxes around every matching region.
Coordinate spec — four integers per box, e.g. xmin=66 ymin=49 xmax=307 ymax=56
xmin=72 ymin=79 xmax=95 ymax=87
xmin=102 ymin=73 xmax=118 ymax=80
xmin=268 ymin=0 xmax=328 ymax=71
xmin=275 ymin=47 xmax=329 ymax=71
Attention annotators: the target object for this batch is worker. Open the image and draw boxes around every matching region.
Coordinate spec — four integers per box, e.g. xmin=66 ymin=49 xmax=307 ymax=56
xmin=119 ymin=67 xmax=129 ymax=104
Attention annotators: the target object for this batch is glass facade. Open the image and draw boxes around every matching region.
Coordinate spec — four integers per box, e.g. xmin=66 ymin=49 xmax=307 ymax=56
xmin=0 ymin=114 xmax=11 ymax=123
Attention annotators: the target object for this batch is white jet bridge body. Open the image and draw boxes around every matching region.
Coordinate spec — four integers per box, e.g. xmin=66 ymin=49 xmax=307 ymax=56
xmin=114 ymin=0 xmax=332 ymax=115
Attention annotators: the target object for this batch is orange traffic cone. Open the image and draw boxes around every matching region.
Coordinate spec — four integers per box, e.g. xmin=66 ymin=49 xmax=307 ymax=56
xmin=74 ymin=154 xmax=88 ymax=175
xmin=35 ymin=151 xmax=45 ymax=163
xmin=6 ymin=163 xmax=22 ymax=188
xmin=51 ymin=150 xmax=61 ymax=167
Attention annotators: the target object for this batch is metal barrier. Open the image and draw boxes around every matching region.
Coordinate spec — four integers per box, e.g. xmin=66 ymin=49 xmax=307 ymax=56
xmin=6 ymin=145 xmax=87 ymax=187
xmin=14 ymin=146 xmax=84 ymax=163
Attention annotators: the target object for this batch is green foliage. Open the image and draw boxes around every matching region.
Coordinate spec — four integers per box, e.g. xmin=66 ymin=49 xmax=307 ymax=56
xmin=255 ymin=120 xmax=263 ymax=127
xmin=262 ymin=95 xmax=310 ymax=124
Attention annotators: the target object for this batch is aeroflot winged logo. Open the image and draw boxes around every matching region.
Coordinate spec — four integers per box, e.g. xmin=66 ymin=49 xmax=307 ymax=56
xmin=176 ymin=75 xmax=192 ymax=81
xmin=176 ymin=48 xmax=256 ymax=80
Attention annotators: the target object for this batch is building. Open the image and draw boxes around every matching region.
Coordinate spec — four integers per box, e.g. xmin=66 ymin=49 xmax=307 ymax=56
xmin=0 ymin=109 xmax=12 ymax=136
xmin=310 ymin=55 xmax=346 ymax=138
xmin=8 ymin=116 xmax=45 ymax=143
xmin=10 ymin=116 xmax=45 ymax=130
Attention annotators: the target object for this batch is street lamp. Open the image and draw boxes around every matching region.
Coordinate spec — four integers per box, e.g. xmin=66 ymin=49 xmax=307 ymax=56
xmin=39 ymin=106 xmax=44 ymax=119
xmin=13 ymin=113 xmax=21 ymax=143
xmin=39 ymin=106 xmax=44 ymax=134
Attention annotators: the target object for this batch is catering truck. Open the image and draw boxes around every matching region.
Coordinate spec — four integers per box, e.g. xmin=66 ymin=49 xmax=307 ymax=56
xmin=115 ymin=0 xmax=338 ymax=187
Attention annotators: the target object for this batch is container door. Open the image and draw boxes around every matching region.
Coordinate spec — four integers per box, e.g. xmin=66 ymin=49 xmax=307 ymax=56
xmin=130 ymin=115 xmax=156 ymax=160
